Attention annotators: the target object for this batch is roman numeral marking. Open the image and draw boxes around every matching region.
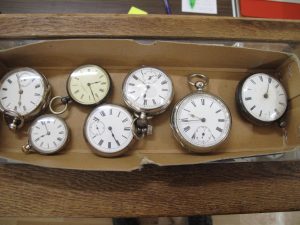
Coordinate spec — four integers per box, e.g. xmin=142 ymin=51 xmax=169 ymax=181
xmin=122 ymin=135 xmax=127 ymax=139
xmin=245 ymin=97 xmax=252 ymax=101
xmin=99 ymin=89 xmax=104 ymax=92
xmin=109 ymin=108 xmax=113 ymax=115
xmin=210 ymin=101 xmax=214 ymax=108
xmin=133 ymin=75 xmax=138 ymax=80
xmin=93 ymin=117 xmax=99 ymax=122
xmin=30 ymin=101 xmax=36 ymax=105
xmin=23 ymin=105 xmax=26 ymax=111
xmin=122 ymin=118 xmax=128 ymax=123
xmin=275 ymin=83 xmax=279 ymax=88
xmin=159 ymin=95 xmax=165 ymax=100
xmin=81 ymin=94 xmax=84 ymax=99
xmin=57 ymin=137 xmax=62 ymax=142
xmin=53 ymin=141 xmax=57 ymax=147
xmin=218 ymin=119 xmax=225 ymax=122
xmin=2 ymin=88 xmax=7 ymax=91
xmin=161 ymin=80 xmax=167 ymax=85
xmin=124 ymin=127 xmax=131 ymax=131
xmin=116 ymin=140 xmax=120 ymax=146
xmin=250 ymin=105 xmax=256 ymax=111
xmin=279 ymin=102 xmax=285 ymax=106
xmin=7 ymin=79 xmax=12 ymax=84
xmin=259 ymin=76 xmax=263 ymax=82
xmin=35 ymin=84 xmax=40 ymax=89
xmin=183 ymin=126 xmax=191 ymax=132
xmin=201 ymin=99 xmax=205 ymax=105
xmin=259 ymin=110 xmax=262 ymax=117
xmin=184 ymin=109 xmax=191 ymax=112
xmin=117 ymin=112 xmax=121 ymax=117
xmin=59 ymin=131 xmax=64 ymax=134
xmin=74 ymin=90 xmax=80 ymax=94
xmin=191 ymin=101 xmax=196 ymax=107
xmin=216 ymin=127 xmax=223 ymax=132
xmin=192 ymin=133 xmax=196 ymax=139
xmin=1 ymin=97 xmax=7 ymax=100
xmin=268 ymin=77 xmax=272 ymax=83
xmin=34 ymin=93 xmax=41 ymax=96
xmin=100 ymin=111 xmax=106 ymax=116
xmin=108 ymin=142 xmax=111 ymax=149
xmin=216 ymin=109 xmax=221 ymax=113
xmin=57 ymin=125 xmax=62 ymax=129
xmin=274 ymin=108 xmax=279 ymax=114
xmin=129 ymin=83 xmax=135 ymax=86
xmin=98 ymin=139 xmax=104 ymax=146
xmin=162 ymin=89 xmax=168 ymax=91
xmin=251 ymin=79 xmax=256 ymax=84
xmin=129 ymin=91 xmax=135 ymax=94
xmin=152 ymin=99 xmax=156 ymax=105
xmin=144 ymin=99 xmax=147 ymax=105
xmin=40 ymin=142 xmax=44 ymax=147
xmin=181 ymin=118 xmax=189 ymax=122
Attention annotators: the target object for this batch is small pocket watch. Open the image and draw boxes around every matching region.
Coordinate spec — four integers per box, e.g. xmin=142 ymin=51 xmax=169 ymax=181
xmin=22 ymin=114 xmax=70 ymax=155
xmin=171 ymin=74 xmax=231 ymax=153
xmin=50 ymin=65 xmax=111 ymax=114
xmin=0 ymin=67 xmax=51 ymax=131
xmin=236 ymin=73 xmax=288 ymax=127
xmin=84 ymin=104 xmax=134 ymax=157
xmin=122 ymin=66 xmax=174 ymax=138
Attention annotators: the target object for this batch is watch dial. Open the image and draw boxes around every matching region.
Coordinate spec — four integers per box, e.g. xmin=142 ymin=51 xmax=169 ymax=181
xmin=67 ymin=65 xmax=111 ymax=105
xmin=123 ymin=67 xmax=173 ymax=112
xmin=84 ymin=104 xmax=134 ymax=156
xmin=240 ymin=73 xmax=288 ymax=122
xmin=0 ymin=68 xmax=46 ymax=116
xmin=29 ymin=115 xmax=69 ymax=154
xmin=173 ymin=93 xmax=231 ymax=148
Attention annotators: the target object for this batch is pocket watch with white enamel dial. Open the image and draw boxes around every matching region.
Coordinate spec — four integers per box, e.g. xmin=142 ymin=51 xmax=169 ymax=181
xmin=50 ymin=65 xmax=111 ymax=114
xmin=236 ymin=73 xmax=288 ymax=127
xmin=0 ymin=67 xmax=51 ymax=131
xmin=22 ymin=114 xmax=70 ymax=155
xmin=171 ymin=74 xmax=231 ymax=153
xmin=84 ymin=104 xmax=134 ymax=157
xmin=122 ymin=67 xmax=174 ymax=138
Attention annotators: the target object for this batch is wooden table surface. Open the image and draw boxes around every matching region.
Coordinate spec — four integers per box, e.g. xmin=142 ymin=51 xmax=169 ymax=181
xmin=0 ymin=12 xmax=300 ymax=217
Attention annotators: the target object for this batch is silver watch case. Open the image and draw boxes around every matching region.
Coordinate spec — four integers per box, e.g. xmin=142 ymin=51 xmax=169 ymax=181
xmin=170 ymin=91 xmax=232 ymax=153
xmin=122 ymin=66 xmax=174 ymax=116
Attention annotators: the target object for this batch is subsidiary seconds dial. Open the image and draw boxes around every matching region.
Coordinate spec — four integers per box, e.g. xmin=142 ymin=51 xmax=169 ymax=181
xmin=236 ymin=73 xmax=288 ymax=126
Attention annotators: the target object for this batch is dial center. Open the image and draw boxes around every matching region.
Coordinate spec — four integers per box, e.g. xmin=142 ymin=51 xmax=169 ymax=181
xmin=19 ymin=89 xmax=23 ymax=94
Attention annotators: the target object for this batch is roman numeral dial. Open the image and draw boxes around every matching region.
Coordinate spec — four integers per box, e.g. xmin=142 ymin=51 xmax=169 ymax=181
xmin=84 ymin=104 xmax=134 ymax=157
xmin=29 ymin=115 xmax=69 ymax=154
xmin=67 ymin=65 xmax=111 ymax=105
xmin=172 ymin=93 xmax=231 ymax=149
xmin=239 ymin=73 xmax=288 ymax=123
xmin=123 ymin=67 xmax=173 ymax=114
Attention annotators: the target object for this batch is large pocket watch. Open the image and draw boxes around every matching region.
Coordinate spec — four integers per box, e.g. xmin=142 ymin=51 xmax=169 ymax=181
xmin=235 ymin=73 xmax=288 ymax=127
xmin=0 ymin=67 xmax=51 ymax=131
xmin=122 ymin=66 xmax=174 ymax=138
xmin=84 ymin=104 xmax=134 ymax=157
xmin=170 ymin=74 xmax=232 ymax=153
xmin=50 ymin=65 xmax=111 ymax=114
xmin=22 ymin=114 xmax=70 ymax=155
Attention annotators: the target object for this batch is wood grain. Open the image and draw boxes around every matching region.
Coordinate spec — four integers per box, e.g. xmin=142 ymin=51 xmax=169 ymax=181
xmin=0 ymin=0 xmax=233 ymax=16
xmin=0 ymin=14 xmax=299 ymax=42
xmin=1 ymin=161 xmax=300 ymax=217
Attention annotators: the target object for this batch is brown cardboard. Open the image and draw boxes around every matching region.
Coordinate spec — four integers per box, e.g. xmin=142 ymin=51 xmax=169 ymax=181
xmin=0 ymin=39 xmax=299 ymax=171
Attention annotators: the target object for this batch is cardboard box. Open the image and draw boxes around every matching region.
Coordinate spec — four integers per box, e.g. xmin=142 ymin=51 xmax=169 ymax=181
xmin=0 ymin=39 xmax=299 ymax=171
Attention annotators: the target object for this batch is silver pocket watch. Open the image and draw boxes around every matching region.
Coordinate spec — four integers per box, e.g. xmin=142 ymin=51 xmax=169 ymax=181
xmin=22 ymin=114 xmax=70 ymax=155
xmin=122 ymin=66 xmax=174 ymax=138
xmin=236 ymin=73 xmax=288 ymax=127
xmin=171 ymin=74 xmax=232 ymax=153
xmin=0 ymin=67 xmax=51 ymax=131
xmin=50 ymin=64 xmax=111 ymax=114
xmin=84 ymin=104 xmax=135 ymax=157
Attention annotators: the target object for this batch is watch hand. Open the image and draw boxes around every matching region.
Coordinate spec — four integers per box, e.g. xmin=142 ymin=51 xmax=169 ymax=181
xmin=42 ymin=122 xmax=50 ymax=135
xmin=143 ymin=85 xmax=150 ymax=99
xmin=87 ymin=83 xmax=96 ymax=102
xmin=189 ymin=114 xmax=206 ymax=122
xmin=264 ymin=82 xmax=270 ymax=98
xmin=89 ymin=81 xmax=102 ymax=85
xmin=108 ymin=126 xmax=119 ymax=145
xmin=16 ymin=74 xmax=23 ymax=107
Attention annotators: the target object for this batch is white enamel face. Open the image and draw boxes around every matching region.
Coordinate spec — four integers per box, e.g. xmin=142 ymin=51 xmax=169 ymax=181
xmin=174 ymin=93 xmax=231 ymax=148
xmin=29 ymin=115 xmax=69 ymax=154
xmin=241 ymin=73 xmax=288 ymax=122
xmin=0 ymin=68 xmax=46 ymax=116
xmin=84 ymin=104 xmax=134 ymax=155
xmin=67 ymin=65 xmax=110 ymax=105
xmin=123 ymin=67 xmax=173 ymax=112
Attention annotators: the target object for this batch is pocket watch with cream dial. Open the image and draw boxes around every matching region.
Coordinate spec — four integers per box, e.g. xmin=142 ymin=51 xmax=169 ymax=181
xmin=22 ymin=114 xmax=70 ymax=155
xmin=0 ymin=67 xmax=51 ymax=131
xmin=50 ymin=65 xmax=111 ymax=114
xmin=171 ymin=74 xmax=231 ymax=153
xmin=236 ymin=73 xmax=288 ymax=127
xmin=84 ymin=104 xmax=134 ymax=157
